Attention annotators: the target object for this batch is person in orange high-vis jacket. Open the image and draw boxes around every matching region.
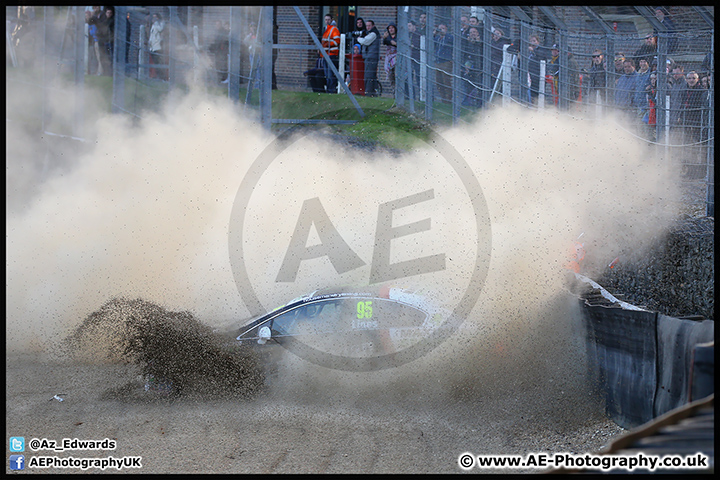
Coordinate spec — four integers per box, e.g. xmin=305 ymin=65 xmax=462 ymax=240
xmin=321 ymin=14 xmax=341 ymax=93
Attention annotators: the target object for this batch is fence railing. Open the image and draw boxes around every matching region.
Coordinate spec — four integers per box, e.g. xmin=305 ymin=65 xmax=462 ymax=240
xmin=391 ymin=6 xmax=714 ymax=217
xmin=5 ymin=5 xmax=714 ymax=217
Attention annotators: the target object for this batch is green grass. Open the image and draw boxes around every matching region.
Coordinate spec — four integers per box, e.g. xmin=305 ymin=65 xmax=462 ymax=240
xmin=331 ymin=107 xmax=433 ymax=151
xmin=263 ymin=90 xmax=437 ymax=150
xmin=7 ymin=66 xmax=438 ymax=150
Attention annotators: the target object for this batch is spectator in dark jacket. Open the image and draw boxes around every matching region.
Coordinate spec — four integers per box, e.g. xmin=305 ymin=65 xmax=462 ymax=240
xmin=209 ymin=20 xmax=230 ymax=83
xmin=527 ymin=34 xmax=550 ymax=105
xmin=611 ymin=52 xmax=626 ymax=89
xmin=350 ymin=16 xmax=366 ymax=40
xmin=357 ymin=19 xmax=381 ymax=96
xmin=654 ymin=7 xmax=678 ymax=54
xmin=699 ymin=52 xmax=712 ymax=89
xmin=433 ymin=22 xmax=454 ymax=103
xmin=586 ymin=49 xmax=607 ymax=104
xmin=96 ymin=7 xmax=114 ymax=76
xmin=461 ymin=26 xmax=483 ymax=108
xmin=632 ymin=33 xmax=657 ymax=67
xmin=668 ymin=64 xmax=686 ymax=128
xmin=417 ymin=12 xmax=427 ymax=37
xmin=85 ymin=9 xmax=101 ymax=75
xmin=679 ymin=71 xmax=708 ymax=143
xmin=633 ymin=57 xmax=652 ymax=111
xmin=303 ymin=56 xmax=326 ymax=93
xmin=566 ymin=47 xmax=581 ymax=103
xmin=490 ymin=27 xmax=510 ymax=80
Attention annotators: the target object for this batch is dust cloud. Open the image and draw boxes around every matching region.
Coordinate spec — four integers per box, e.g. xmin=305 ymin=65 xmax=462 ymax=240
xmin=6 ymin=66 xmax=680 ymax=415
xmin=6 ymin=85 xmax=273 ymax=352
xmin=243 ymin=105 xmax=681 ymax=425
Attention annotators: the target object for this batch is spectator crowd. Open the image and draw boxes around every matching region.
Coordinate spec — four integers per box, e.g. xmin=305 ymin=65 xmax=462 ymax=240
xmin=84 ymin=6 xmax=115 ymax=76
xmin=8 ymin=6 xmax=711 ymax=146
xmin=299 ymin=8 xmax=710 ymax=146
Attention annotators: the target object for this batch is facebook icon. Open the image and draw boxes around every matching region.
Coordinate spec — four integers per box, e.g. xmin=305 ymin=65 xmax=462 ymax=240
xmin=10 ymin=454 xmax=25 ymax=471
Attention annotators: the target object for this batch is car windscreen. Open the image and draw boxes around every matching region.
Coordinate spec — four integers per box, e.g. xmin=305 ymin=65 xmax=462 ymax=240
xmin=270 ymin=297 xmax=428 ymax=336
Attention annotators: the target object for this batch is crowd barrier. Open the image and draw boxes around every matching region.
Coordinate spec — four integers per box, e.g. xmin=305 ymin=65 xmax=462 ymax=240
xmin=580 ymin=286 xmax=714 ymax=429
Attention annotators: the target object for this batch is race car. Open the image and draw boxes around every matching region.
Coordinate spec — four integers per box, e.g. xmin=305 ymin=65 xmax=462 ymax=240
xmin=227 ymin=285 xmax=448 ymax=372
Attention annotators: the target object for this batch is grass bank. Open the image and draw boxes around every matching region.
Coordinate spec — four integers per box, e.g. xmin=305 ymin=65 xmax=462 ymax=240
xmin=7 ymin=66 xmax=434 ymax=151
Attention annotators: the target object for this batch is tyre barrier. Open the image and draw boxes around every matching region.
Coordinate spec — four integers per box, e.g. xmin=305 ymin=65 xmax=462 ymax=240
xmin=576 ymin=274 xmax=714 ymax=429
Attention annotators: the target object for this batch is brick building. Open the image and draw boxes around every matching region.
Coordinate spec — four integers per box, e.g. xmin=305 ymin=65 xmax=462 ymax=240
xmin=195 ymin=6 xmax=400 ymax=93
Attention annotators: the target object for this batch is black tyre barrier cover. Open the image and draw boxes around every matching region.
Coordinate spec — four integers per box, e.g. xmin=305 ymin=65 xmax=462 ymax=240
xmin=690 ymin=342 xmax=714 ymax=403
xmin=583 ymin=304 xmax=658 ymax=428
xmin=655 ymin=316 xmax=715 ymax=418
xmin=582 ymin=301 xmax=714 ymax=429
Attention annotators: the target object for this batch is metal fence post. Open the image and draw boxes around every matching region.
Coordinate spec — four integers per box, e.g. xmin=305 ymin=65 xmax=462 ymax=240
xmin=425 ymin=7 xmax=435 ymax=122
xmin=228 ymin=6 xmax=242 ymax=103
xmin=539 ymin=60 xmax=546 ymax=108
xmin=419 ymin=35 xmax=427 ymax=104
xmin=519 ymin=21 xmax=530 ymax=105
xmin=73 ymin=6 xmax=85 ymax=138
xmin=260 ymin=5 xmax=273 ymax=129
xmin=337 ymin=33 xmax=346 ymax=94
xmin=451 ymin=5 xmax=461 ymax=124
xmin=706 ymin=33 xmax=715 ymax=217
xmin=168 ymin=6 xmax=178 ymax=86
xmin=193 ymin=25 xmax=201 ymax=86
xmin=112 ymin=6 xmax=127 ymax=115
xmin=481 ymin=13 xmax=493 ymax=108
xmin=396 ymin=7 xmax=409 ymax=108
xmin=139 ymin=24 xmax=147 ymax=79
xmin=83 ymin=19 xmax=89 ymax=75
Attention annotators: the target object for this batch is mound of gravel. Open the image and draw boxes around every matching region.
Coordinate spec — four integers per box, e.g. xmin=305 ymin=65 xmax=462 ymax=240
xmin=64 ymin=297 xmax=265 ymax=398
xmin=597 ymin=215 xmax=714 ymax=319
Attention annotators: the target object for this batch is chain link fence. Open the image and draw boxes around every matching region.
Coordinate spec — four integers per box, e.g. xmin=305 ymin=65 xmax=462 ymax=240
xmin=393 ymin=6 xmax=713 ymax=217
xmin=6 ymin=6 xmax=714 ymax=216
